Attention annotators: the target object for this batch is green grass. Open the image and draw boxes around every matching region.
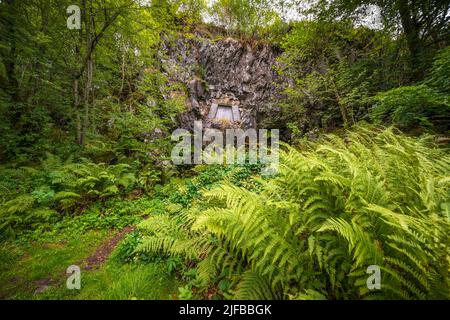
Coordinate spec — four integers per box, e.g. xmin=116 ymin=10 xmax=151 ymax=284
xmin=59 ymin=263 xmax=179 ymax=300
xmin=0 ymin=230 xmax=108 ymax=299
xmin=0 ymin=181 xmax=199 ymax=300
xmin=0 ymin=166 xmax=260 ymax=300
xmin=0 ymin=229 xmax=180 ymax=300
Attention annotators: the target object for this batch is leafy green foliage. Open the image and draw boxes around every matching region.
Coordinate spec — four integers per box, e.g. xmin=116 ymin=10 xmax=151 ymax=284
xmin=276 ymin=18 xmax=449 ymax=135
xmin=210 ymin=0 xmax=279 ymax=37
xmin=274 ymin=20 xmax=410 ymax=134
xmin=371 ymin=85 xmax=450 ymax=130
xmin=0 ymin=154 xmax=139 ymax=237
xmin=308 ymin=0 xmax=449 ymax=78
xmin=426 ymin=46 xmax=450 ymax=94
xmin=111 ymin=231 xmax=143 ymax=264
xmin=369 ymin=46 xmax=450 ymax=133
xmin=135 ymin=127 xmax=450 ymax=299
xmin=1 ymin=0 xmax=449 ymax=302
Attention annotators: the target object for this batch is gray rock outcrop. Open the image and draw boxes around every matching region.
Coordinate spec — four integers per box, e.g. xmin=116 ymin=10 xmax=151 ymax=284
xmin=159 ymin=32 xmax=284 ymax=130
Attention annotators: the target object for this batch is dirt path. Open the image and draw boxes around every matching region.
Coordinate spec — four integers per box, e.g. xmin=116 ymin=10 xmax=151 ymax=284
xmin=33 ymin=226 xmax=135 ymax=294
xmin=82 ymin=226 xmax=135 ymax=270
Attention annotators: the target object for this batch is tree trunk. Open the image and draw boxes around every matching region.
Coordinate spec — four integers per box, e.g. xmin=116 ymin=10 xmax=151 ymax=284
xmin=74 ymin=78 xmax=82 ymax=144
xmin=119 ymin=50 xmax=126 ymax=96
xmin=397 ymin=0 xmax=424 ymax=80
xmin=82 ymin=57 xmax=93 ymax=145
xmin=335 ymin=92 xmax=350 ymax=128
xmin=80 ymin=0 xmax=93 ymax=145
xmin=71 ymin=0 xmax=126 ymax=144
xmin=74 ymin=17 xmax=83 ymax=145
xmin=4 ymin=0 xmax=19 ymax=101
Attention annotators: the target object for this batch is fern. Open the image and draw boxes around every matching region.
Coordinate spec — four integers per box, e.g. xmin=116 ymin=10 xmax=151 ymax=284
xmin=137 ymin=126 xmax=450 ymax=299
xmin=0 ymin=154 xmax=139 ymax=234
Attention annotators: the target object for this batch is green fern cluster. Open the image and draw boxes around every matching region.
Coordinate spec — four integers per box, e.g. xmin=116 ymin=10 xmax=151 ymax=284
xmin=136 ymin=126 xmax=450 ymax=299
xmin=49 ymin=158 xmax=137 ymax=204
xmin=0 ymin=154 xmax=137 ymax=235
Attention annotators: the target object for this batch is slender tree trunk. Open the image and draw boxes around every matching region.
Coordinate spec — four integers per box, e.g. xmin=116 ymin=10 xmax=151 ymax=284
xmin=71 ymin=0 xmax=127 ymax=144
xmin=4 ymin=0 xmax=19 ymax=101
xmin=335 ymin=92 xmax=350 ymax=128
xmin=74 ymin=19 xmax=83 ymax=145
xmin=80 ymin=0 xmax=93 ymax=145
xmin=328 ymin=52 xmax=351 ymax=128
xmin=397 ymin=0 xmax=424 ymax=79
xmin=119 ymin=50 xmax=126 ymax=96
xmin=30 ymin=0 xmax=50 ymax=105
xmin=82 ymin=57 xmax=93 ymax=144
xmin=74 ymin=78 xmax=82 ymax=144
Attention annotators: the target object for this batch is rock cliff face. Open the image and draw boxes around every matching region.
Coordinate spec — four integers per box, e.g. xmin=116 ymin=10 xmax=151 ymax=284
xmin=159 ymin=33 xmax=284 ymax=130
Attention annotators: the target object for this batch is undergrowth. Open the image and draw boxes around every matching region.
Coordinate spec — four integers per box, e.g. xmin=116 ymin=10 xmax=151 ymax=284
xmin=132 ymin=126 xmax=450 ymax=300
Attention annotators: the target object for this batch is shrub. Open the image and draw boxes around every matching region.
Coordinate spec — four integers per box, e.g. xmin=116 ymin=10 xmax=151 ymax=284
xmin=426 ymin=46 xmax=450 ymax=94
xmin=371 ymin=85 xmax=450 ymax=131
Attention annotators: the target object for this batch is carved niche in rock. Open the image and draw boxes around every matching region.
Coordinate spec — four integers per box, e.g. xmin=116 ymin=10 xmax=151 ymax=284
xmin=208 ymin=97 xmax=241 ymax=127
